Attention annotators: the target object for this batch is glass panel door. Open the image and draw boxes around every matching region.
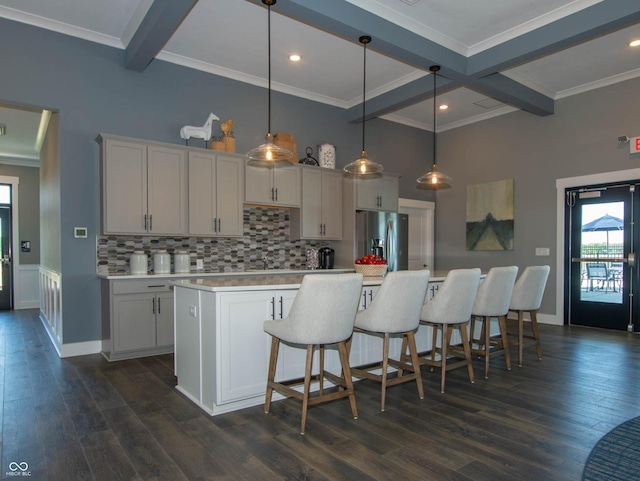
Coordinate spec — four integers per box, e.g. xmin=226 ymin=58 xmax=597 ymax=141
xmin=567 ymin=183 xmax=639 ymax=331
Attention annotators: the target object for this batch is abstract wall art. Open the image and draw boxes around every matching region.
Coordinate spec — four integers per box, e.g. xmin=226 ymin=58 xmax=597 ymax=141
xmin=466 ymin=179 xmax=514 ymax=251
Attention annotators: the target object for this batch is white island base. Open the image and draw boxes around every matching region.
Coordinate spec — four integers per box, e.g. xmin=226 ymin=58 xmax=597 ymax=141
xmin=173 ymin=272 xmax=462 ymax=416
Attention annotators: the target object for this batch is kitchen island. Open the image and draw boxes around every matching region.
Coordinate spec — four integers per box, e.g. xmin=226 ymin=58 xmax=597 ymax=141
xmin=172 ymin=271 xmax=448 ymax=416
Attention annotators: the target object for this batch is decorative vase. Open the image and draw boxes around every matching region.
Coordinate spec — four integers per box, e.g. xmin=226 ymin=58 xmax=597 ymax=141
xmin=317 ymin=143 xmax=336 ymax=169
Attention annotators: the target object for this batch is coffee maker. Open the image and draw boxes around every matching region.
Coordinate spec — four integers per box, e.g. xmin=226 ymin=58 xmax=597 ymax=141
xmin=318 ymin=247 xmax=335 ymax=269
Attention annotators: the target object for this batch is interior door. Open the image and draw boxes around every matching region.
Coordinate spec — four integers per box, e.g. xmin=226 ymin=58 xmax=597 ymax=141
xmin=566 ymin=183 xmax=639 ymax=331
xmin=0 ymin=205 xmax=12 ymax=310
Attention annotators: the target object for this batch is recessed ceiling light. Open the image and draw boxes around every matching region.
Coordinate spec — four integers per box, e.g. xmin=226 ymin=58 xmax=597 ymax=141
xmin=630 ymin=39 xmax=640 ymax=47
xmin=439 ymin=104 xmax=448 ymax=110
xmin=289 ymin=54 xmax=301 ymax=62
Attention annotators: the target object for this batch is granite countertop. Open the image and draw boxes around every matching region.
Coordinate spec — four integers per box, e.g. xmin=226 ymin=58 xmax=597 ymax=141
xmin=97 ymin=267 xmax=354 ymax=280
xmin=170 ymin=270 xmax=449 ymax=293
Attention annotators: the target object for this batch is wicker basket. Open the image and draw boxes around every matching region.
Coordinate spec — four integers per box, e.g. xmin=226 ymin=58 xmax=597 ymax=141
xmin=354 ymin=264 xmax=388 ymax=277
xmin=274 ymin=132 xmax=298 ymax=163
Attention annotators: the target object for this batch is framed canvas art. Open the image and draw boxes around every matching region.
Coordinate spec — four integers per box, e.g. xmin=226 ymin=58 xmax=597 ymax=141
xmin=466 ymin=179 xmax=514 ymax=251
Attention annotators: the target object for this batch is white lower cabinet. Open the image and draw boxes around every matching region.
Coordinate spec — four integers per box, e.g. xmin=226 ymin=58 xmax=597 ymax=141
xmin=101 ymin=279 xmax=175 ymax=361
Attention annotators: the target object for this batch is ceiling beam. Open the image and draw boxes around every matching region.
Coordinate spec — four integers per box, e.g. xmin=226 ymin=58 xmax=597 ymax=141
xmin=125 ymin=0 xmax=198 ymax=72
xmin=345 ymin=76 xmax=459 ymax=123
xmin=467 ymin=0 xmax=640 ymax=77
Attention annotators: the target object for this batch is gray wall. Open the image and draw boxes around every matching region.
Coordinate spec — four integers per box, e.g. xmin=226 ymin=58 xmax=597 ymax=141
xmin=4 ymin=15 xmax=636 ymax=342
xmin=0 ymin=163 xmax=40 ymax=264
xmin=0 ymin=18 xmax=434 ymax=344
xmin=433 ymin=77 xmax=640 ymax=314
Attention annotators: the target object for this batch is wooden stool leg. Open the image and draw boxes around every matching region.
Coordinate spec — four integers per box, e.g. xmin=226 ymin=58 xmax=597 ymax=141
xmin=459 ymin=323 xmax=474 ymax=384
xmin=530 ymin=310 xmax=542 ymax=360
xmin=397 ymin=334 xmax=409 ymax=377
xmin=337 ymin=341 xmax=358 ymax=420
xmin=518 ymin=310 xmax=525 ymax=367
xmin=300 ymin=344 xmax=314 ymax=435
xmin=431 ymin=323 xmax=438 ymax=372
xmin=319 ymin=345 xmax=325 ymax=395
xmin=498 ymin=315 xmax=511 ymax=371
xmin=469 ymin=316 xmax=477 ymax=350
xmin=440 ymin=323 xmax=449 ymax=393
xmin=380 ymin=333 xmax=390 ymax=411
xmin=483 ymin=315 xmax=490 ymax=379
xmin=406 ymin=330 xmax=424 ymax=400
xmin=265 ymin=336 xmax=280 ymax=413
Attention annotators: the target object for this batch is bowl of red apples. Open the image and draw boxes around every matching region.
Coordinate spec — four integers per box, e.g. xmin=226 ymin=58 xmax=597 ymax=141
xmin=354 ymin=254 xmax=388 ymax=277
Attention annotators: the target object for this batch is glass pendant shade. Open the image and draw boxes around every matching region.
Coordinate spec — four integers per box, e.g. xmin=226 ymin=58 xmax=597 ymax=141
xmin=417 ymin=163 xmax=452 ymax=190
xmin=344 ymin=150 xmax=383 ymax=176
xmin=246 ymin=133 xmax=293 ymax=167
xmin=343 ymin=35 xmax=384 ymax=177
xmin=246 ymin=0 xmax=293 ymax=167
xmin=416 ymin=65 xmax=452 ymax=190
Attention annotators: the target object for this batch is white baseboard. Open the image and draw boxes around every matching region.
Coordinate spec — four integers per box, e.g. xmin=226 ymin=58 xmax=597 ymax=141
xmin=59 ymin=340 xmax=102 ymax=358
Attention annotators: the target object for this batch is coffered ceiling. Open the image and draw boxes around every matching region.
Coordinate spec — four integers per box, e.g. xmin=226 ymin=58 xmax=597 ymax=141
xmin=0 ymin=0 xmax=639 ymax=162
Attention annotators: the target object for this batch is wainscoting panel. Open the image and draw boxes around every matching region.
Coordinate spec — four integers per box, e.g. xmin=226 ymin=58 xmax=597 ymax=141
xmin=39 ymin=266 xmax=62 ymax=353
xmin=16 ymin=264 xmax=40 ymax=309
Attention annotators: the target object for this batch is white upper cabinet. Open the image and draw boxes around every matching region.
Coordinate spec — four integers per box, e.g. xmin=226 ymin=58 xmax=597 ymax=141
xmin=189 ymin=151 xmax=244 ymax=237
xmin=98 ymin=135 xmax=187 ymax=235
xmin=291 ymin=166 xmax=343 ymax=240
xmin=354 ymin=174 xmax=399 ymax=212
xmin=244 ymin=160 xmax=301 ymax=207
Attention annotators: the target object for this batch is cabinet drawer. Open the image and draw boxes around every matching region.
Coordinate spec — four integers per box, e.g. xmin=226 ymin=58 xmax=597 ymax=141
xmin=112 ymin=279 xmax=173 ymax=295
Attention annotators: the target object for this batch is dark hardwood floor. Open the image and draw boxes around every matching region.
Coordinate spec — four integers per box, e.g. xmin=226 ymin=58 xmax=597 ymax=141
xmin=2 ymin=309 xmax=640 ymax=480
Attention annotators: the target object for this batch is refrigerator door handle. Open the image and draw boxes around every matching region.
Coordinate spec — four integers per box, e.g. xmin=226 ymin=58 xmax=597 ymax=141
xmin=385 ymin=220 xmax=394 ymax=270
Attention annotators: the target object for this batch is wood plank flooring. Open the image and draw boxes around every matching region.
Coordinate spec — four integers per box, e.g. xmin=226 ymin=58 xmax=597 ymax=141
xmin=2 ymin=308 xmax=640 ymax=480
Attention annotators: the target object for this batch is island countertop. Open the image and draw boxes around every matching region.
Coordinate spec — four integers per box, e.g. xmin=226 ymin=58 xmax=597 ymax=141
xmin=170 ymin=270 xmax=450 ymax=293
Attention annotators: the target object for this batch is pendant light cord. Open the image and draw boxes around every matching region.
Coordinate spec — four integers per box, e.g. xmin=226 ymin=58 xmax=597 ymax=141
xmin=267 ymin=3 xmax=272 ymax=135
xmin=433 ymin=66 xmax=436 ymax=166
xmin=362 ymin=39 xmax=366 ymax=153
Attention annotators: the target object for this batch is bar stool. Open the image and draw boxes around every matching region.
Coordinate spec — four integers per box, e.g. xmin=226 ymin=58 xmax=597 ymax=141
xmin=263 ymin=273 xmax=363 ymax=434
xmin=468 ymin=266 xmax=518 ymax=379
xmin=416 ymin=268 xmax=481 ymax=393
xmin=508 ymin=265 xmax=551 ymax=367
xmin=349 ymin=270 xmax=430 ymax=411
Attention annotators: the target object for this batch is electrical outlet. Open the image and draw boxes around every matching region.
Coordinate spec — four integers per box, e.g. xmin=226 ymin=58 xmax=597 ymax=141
xmin=189 ymin=305 xmax=197 ymax=317
xmin=535 ymin=247 xmax=550 ymax=256
xmin=196 ymin=259 xmax=204 ymax=269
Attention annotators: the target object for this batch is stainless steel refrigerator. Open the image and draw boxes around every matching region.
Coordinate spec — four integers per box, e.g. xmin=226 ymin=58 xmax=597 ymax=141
xmin=355 ymin=210 xmax=409 ymax=271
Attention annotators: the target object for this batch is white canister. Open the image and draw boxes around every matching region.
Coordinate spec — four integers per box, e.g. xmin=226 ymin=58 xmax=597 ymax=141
xmin=317 ymin=143 xmax=336 ymax=169
xmin=130 ymin=250 xmax=148 ymax=275
xmin=174 ymin=250 xmax=190 ymax=273
xmin=153 ymin=249 xmax=171 ymax=275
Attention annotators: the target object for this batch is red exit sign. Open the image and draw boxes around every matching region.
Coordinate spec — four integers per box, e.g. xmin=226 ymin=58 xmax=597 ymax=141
xmin=632 ymin=137 xmax=640 ymax=154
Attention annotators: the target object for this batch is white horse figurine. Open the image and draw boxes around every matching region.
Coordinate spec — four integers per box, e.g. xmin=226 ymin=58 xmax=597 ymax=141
xmin=180 ymin=113 xmax=220 ymax=143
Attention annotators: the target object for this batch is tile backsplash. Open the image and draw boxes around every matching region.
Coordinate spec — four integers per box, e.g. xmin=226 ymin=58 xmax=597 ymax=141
xmin=97 ymin=207 xmax=328 ymax=275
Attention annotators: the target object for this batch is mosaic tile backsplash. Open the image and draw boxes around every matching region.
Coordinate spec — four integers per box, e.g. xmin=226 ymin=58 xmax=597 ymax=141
xmin=96 ymin=207 xmax=329 ymax=275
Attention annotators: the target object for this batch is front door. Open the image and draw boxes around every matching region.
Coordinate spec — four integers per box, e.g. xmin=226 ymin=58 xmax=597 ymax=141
xmin=566 ymin=182 xmax=640 ymax=331
xmin=0 ymin=204 xmax=13 ymax=310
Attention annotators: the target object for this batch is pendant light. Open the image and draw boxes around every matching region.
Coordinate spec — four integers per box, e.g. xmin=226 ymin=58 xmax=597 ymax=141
xmin=246 ymin=0 xmax=293 ymax=167
xmin=417 ymin=65 xmax=452 ymax=190
xmin=343 ymin=35 xmax=384 ymax=176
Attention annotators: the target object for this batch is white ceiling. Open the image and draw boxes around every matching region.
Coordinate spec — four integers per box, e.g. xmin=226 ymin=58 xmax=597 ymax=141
xmin=0 ymin=0 xmax=638 ymax=162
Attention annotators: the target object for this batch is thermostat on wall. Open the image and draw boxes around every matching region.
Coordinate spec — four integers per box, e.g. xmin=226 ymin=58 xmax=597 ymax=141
xmin=74 ymin=227 xmax=88 ymax=238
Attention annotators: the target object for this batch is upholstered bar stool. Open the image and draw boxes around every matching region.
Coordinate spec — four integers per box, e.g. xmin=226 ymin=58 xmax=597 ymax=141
xmin=507 ymin=265 xmax=551 ymax=367
xmin=263 ymin=273 xmax=363 ymax=435
xmin=416 ymin=268 xmax=481 ymax=393
xmin=349 ymin=270 xmax=430 ymax=411
xmin=468 ymin=266 xmax=518 ymax=379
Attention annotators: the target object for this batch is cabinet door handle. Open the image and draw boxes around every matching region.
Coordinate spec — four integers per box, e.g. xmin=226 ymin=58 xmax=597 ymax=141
xmin=157 ymin=298 xmax=161 ymax=314
xmin=152 ymin=298 xmax=155 ymax=314
xmin=319 ymin=224 xmax=323 ymax=236
xmin=369 ymin=290 xmax=373 ymax=302
xmin=144 ymin=214 xmax=148 ymax=231
xmin=217 ymin=218 xmax=221 ymax=233
xmin=271 ymin=297 xmax=275 ymax=320
xmin=271 ymin=187 xmax=275 ymax=201
xmin=275 ymin=188 xmax=278 ymax=201
xmin=362 ymin=291 xmax=367 ymax=309
xmin=149 ymin=214 xmax=153 ymax=231
xmin=323 ymin=224 xmax=326 ymax=236
xmin=279 ymin=296 xmax=284 ymax=319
